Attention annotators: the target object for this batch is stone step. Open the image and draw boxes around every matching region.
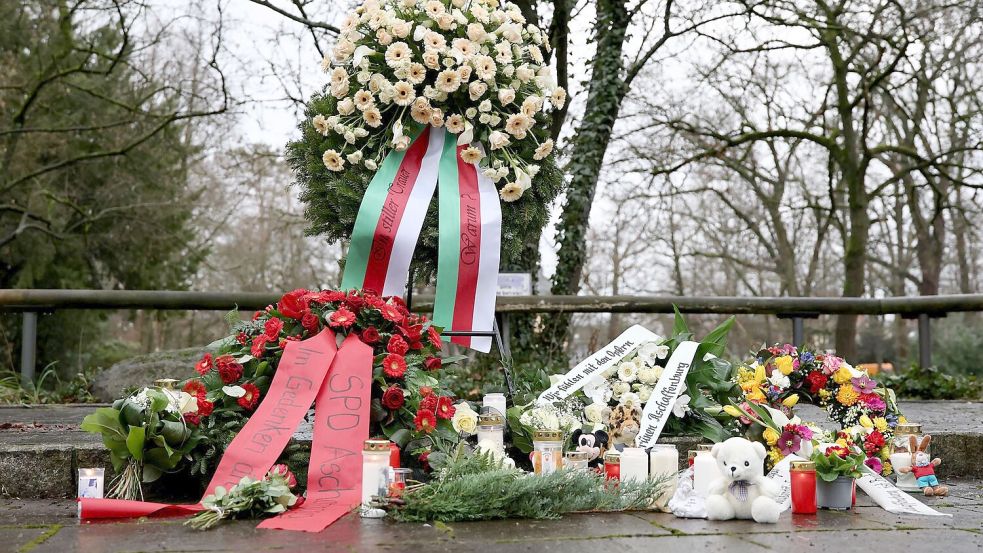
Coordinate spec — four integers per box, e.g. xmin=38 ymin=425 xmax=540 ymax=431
xmin=0 ymin=402 xmax=980 ymax=499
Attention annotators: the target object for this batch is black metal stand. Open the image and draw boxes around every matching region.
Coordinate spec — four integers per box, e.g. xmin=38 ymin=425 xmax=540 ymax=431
xmin=405 ymin=269 xmax=516 ymax=401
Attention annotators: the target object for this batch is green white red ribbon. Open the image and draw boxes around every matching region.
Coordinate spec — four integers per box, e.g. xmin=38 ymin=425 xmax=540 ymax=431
xmin=342 ymin=126 xmax=501 ymax=352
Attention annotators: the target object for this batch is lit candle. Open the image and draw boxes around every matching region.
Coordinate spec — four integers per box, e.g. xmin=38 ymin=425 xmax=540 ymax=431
xmin=604 ymin=451 xmax=621 ymax=481
xmin=532 ymin=430 xmax=564 ymax=475
xmin=361 ymin=439 xmax=390 ymax=517
xmin=77 ymin=468 xmax=104 ymax=499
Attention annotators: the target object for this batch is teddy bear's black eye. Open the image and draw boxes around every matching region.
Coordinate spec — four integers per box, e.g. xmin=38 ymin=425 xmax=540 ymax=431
xmin=745 ymin=461 xmax=750 ymax=467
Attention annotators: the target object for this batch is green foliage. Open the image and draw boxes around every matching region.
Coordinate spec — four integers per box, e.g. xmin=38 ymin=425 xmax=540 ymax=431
xmin=388 ymin=449 xmax=668 ymax=522
xmin=932 ymin=317 xmax=983 ymax=377
xmin=0 ymin=365 xmax=97 ymax=405
xmin=288 ymin=91 xmax=564 ymax=282
xmin=811 ymin=447 xmax=866 ymax=482
xmin=883 ymin=365 xmax=981 ymax=400
xmin=187 ymin=473 xmax=298 ymax=530
xmin=0 ymin=1 xmax=206 ymax=374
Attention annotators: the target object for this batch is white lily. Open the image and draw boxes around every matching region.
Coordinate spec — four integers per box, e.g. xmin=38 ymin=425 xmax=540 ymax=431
xmin=353 ymin=45 xmax=374 ymax=67
xmin=672 ymin=394 xmax=691 ymax=418
xmin=222 ymin=385 xmax=246 ymax=398
xmin=456 ymin=124 xmax=474 ymax=145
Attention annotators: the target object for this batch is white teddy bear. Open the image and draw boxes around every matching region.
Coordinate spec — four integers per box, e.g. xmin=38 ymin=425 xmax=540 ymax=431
xmin=705 ymin=437 xmax=783 ymax=524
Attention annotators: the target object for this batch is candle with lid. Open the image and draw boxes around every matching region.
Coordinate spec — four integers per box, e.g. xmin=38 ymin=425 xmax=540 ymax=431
xmin=891 ymin=423 xmax=922 ymax=491
xmin=565 ymin=451 xmax=590 ymax=472
xmin=693 ymin=444 xmax=722 ymax=497
xmin=361 ymin=439 xmax=391 ymax=517
xmin=532 ymin=430 xmax=564 ymax=475
xmin=650 ymin=444 xmax=678 ymax=509
xmin=790 ymin=460 xmax=817 ymax=514
xmin=604 ymin=451 xmax=621 ymax=481
xmin=477 ymin=410 xmax=505 ymax=452
xmin=620 ymin=447 xmax=648 ymax=483
xmin=482 ymin=393 xmax=507 ymax=417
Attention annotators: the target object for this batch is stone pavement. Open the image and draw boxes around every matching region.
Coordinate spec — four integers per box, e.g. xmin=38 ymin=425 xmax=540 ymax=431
xmin=1 ymin=480 xmax=981 ymax=553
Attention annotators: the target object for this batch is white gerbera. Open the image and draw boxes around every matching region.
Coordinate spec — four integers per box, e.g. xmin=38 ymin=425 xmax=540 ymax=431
xmin=617 ymin=361 xmax=638 ymax=383
xmin=322 ymin=149 xmax=344 ymax=171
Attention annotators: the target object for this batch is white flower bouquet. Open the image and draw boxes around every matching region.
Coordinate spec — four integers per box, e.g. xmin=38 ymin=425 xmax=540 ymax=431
xmin=318 ymin=0 xmax=564 ymax=202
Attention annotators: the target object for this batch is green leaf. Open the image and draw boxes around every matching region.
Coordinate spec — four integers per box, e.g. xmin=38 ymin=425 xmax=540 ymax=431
xmin=672 ymin=305 xmax=689 ymax=336
xmin=126 ymin=425 xmax=146 ymax=461
xmin=80 ymin=408 xmax=127 ymax=441
xmin=697 ymin=316 xmax=735 ymax=359
xmin=142 ymin=464 xmax=163 ymax=483
xmin=389 ymin=428 xmax=411 ymax=448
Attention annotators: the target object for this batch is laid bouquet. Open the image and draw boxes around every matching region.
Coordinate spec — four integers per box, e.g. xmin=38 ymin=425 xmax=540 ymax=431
xmin=186 ymin=464 xmax=299 ymax=530
xmin=84 ymin=288 xmax=460 ymax=499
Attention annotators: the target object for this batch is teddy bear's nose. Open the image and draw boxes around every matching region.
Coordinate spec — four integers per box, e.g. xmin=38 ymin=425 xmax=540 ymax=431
xmin=730 ymin=466 xmax=737 ymax=473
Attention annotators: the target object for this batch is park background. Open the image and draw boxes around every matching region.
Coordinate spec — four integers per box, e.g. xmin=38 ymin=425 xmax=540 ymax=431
xmin=1 ymin=0 xmax=981 ymax=403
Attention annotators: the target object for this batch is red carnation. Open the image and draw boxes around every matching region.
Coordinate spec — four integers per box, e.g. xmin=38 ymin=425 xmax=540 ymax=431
xmin=864 ymin=430 xmax=886 ymax=455
xmin=382 ymin=385 xmax=406 ymax=410
xmin=183 ymin=380 xmax=207 ymax=399
xmin=236 ymin=332 xmax=250 ymax=346
xmin=382 ymin=354 xmax=407 ymax=378
xmin=195 ymin=353 xmax=213 ymax=375
xmin=329 ymin=307 xmax=357 ymax=328
xmin=278 ymin=289 xmax=310 ymax=320
xmin=436 ymin=396 xmax=455 ymax=420
xmin=424 ymin=356 xmax=442 ymax=371
xmin=419 ymin=394 xmax=438 ymax=412
xmin=427 ymin=326 xmax=442 ymax=350
xmin=238 ymin=383 xmax=261 ymax=410
xmin=380 ymin=304 xmax=404 ymax=323
xmin=183 ymin=412 xmax=201 ymax=425
xmin=414 ymin=409 xmax=437 ymax=433
xmin=301 ymin=311 xmax=320 ymax=334
xmin=251 ymin=335 xmax=269 ymax=359
xmin=387 ymin=335 xmax=410 ymax=355
xmin=805 ymin=371 xmax=828 ymax=394
xmin=196 ymin=398 xmax=214 ymax=417
xmin=216 ymin=355 xmax=243 ymax=384
xmin=361 ymin=326 xmax=380 ymax=344
xmin=264 ymin=318 xmax=284 ymax=340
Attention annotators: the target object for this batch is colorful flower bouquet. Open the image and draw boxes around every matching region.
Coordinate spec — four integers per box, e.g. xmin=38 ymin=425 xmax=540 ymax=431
xmin=84 ymin=288 xmax=459 ymax=499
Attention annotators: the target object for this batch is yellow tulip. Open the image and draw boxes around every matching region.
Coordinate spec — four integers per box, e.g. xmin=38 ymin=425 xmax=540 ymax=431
xmin=775 ymin=355 xmax=794 ymax=376
xmin=859 ymin=415 xmax=873 ymax=428
xmin=833 ymin=367 xmax=853 ymax=385
xmin=763 ymin=427 xmax=780 ymax=446
xmin=723 ymin=405 xmax=744 ymax=418
xmin=782 ymin=394 xmax=799 ymax=408
xmin=746 ymin=387 xmax=766 ymax=403
xmin=899 ymin=415 xmax=908 ymax=424
xmin=753 ymin=363 xmax=766 ymax=385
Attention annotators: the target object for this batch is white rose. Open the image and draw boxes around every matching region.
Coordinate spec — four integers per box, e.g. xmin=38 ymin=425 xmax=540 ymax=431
xmin=612 ymin=381 xmax=631 ymax=398
xmin=637 ymin=386 xmax=653 ymax=403
xmin=451 ymin=402 xmax=478 ymax=434
xmin=488 ymin=130 xmax=510 ymax=150
xmin=478 ymin=99 xmax=492 ymax=112
xmin=584 ymin=402 xmax=606 ymax=424
xmin=498 ymin=88 xmax=516 ymax=104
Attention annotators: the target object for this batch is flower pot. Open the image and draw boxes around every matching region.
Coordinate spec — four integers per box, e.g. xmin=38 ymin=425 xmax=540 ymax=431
xmin=816 ymin=476 xmax=854 ymax=510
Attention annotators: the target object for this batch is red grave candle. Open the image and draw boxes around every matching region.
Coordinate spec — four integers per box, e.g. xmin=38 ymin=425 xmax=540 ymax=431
xmin=389 ymin=442 xmax=401 ymax=468
xmin=603 ymin=451 xmax=621 ymax=481
xmin=790 ymin=460 xmax=817 ymax=514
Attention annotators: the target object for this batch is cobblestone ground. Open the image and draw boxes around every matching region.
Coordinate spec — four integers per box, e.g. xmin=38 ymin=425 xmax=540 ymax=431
xmin=2 ymin=480 xmax=981 ymax=553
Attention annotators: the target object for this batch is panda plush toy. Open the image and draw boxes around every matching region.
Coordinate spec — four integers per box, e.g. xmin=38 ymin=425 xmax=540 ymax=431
xmin=570 ymin=429 xmax=609 ymax=468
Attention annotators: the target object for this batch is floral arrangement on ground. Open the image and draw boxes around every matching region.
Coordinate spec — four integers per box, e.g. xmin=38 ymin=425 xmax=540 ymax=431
xmin=288 ymin=0 xmax=565 ymax=278
xmin=83 ymin=288 xmax=461 ymax=500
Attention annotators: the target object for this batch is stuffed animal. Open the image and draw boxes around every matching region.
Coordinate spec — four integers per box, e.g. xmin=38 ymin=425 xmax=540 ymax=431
xmin=896 ymin=435 xmax=948 ymax=497
xmin=705 ymin=437 xmax=782 ymax=524
xmin=570 ymin=429 xmax=609 ymax=467
xmin=605 ymin=402 xmax=641 ymax=450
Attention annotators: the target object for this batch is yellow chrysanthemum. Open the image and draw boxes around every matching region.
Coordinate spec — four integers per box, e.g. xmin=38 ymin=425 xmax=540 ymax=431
xmin=763 ymin=427 xmax=780 ymax=446
xmin=874 ymin=417 xmax=888 ymax=432
xmin=859 ymin=415 xmax=873 ymax=428
xmin=879 ymin=446 xmax=891 ymax=460
xmin=782 ymin=394 xmax=799 ymax=408
xmin=836 ymin=385 xmax=859 ymax=406
xmin=768 ymin=447 xmax=784 ymax=466
xmin=775 ymin=355 xmax=794 ymax=375
xmin=833 ymin=367 xmax=853 ymax=385
xmin=882 ymin=461 xmax=893 ymax=476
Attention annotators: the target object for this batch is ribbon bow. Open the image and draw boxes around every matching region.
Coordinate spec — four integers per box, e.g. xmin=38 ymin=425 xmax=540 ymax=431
xmin=729 ymin=480 xmax=752 ymax=502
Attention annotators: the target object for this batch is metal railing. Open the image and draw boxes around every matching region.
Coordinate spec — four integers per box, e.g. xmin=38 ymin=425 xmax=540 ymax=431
xmin=2 ymin=288 xmax=977 ymax=386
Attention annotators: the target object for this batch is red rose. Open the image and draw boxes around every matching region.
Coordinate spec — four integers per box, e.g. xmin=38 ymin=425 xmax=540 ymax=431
xmin=419 ymin=394 xmax=438 ymax=412
xmin=278 ymin=289 xmax=310 ymax=320
xmin=183 ymin=412 xmax=201 ymax=425
xmin=387 ymin=335 xmax=410 ymax=355
xmin=196 ymin=398 xmax=214 ymax=417
xmin=238 ymin=383 xmax=261 ymax=410
xmin=424 ymin=356 xmax=442 ymax=371
xmin=805 ymin=371 xmax=828 ymax=394
xmin=344 ymin=291 xmax=365 ymax=310
xmin=251 ymin=335 xmax=269 ymax=359
xmin=414 ymin=409 xmax=437 ymax=433
xmin=329 ymin=307 xmax=357 ymax=328
xmin=382 ymin=354 xmax=407 ymax=378
xmin=435 ymin=396 xmax=455 ymax=420
xmin=301 ymin=311 xmax=320 ymax=334
xmin=195 ymin=353 xmax=213 ymax=375
xmin=183 ymin=380 xmax=207 ymax=398
xmin=361 ymin=326 xmax=380 ymax=344
xmin=380 ymin=304 xmax=404 ymax=323
xmin=381 ymin=385 xmax=406 ymax=410
xmin=236 ymin=332 xmax=249 ymax=346
xmin=264 ymin=318 xmax=284 ymax=340
xmin=216 ymin=355 xmax=243 ymax=384
xmin=427 ymin=326 xmax=442 ymax=350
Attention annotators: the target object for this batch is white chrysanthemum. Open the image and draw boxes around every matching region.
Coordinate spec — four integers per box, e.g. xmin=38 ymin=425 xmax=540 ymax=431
xmin=534 ymin=138 xmax=553 ymax=160
xmin=423 ymin=0 xmax=444 ymax=18
xmin=551 ymin=87 xmax=567 ymax=108
xmin=461 ymin=146 xmax=483 ymax=164
xmin=423 ymin=30 xmax=446 ymax=51
xmin=529 ymin=45 xmax=544 ymax=64
xmin=392 ymin=81 xmax=415 ymax=106
xmin=617 ymin=361 xmax=639 ymax=383
xmin=436 ymin=69 xmax=461 ymax=93
xmin=637 ymin=367 xmax=660 ymax=385
xmin=452 ymin=38 xmax=476 ymax=57
xmin=312 ymin=114 xmax=330 ymax=135
xmin=406 ymin=63 xmax=427 ymax=85
xmin=322 ymin=149 xmax=344 ymax=172
xmin=499 ymin=182 xmax=523 ymax=202
xmin=620 ymin=392 xmax=641 ymax=408
xmin=385 ymin=41 xmax=411 ymax=67
xmin=637 ymin=385 xmax=653 ymax=403
xmin=521 ymin=95 xmax=544 ymax=116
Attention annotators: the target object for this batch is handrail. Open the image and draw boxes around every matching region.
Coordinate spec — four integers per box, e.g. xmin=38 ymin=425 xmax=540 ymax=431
xmin=0 ymin=288 xmax=980 ymax=315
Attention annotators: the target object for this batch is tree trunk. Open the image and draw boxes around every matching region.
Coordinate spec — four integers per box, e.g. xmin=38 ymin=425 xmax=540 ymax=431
xmin=547 ymin=0 xmax=630 ymax=350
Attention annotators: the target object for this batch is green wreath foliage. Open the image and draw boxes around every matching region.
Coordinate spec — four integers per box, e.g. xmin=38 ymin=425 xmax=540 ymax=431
xmin=287 ymin=90 xmax=564 ymax=281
